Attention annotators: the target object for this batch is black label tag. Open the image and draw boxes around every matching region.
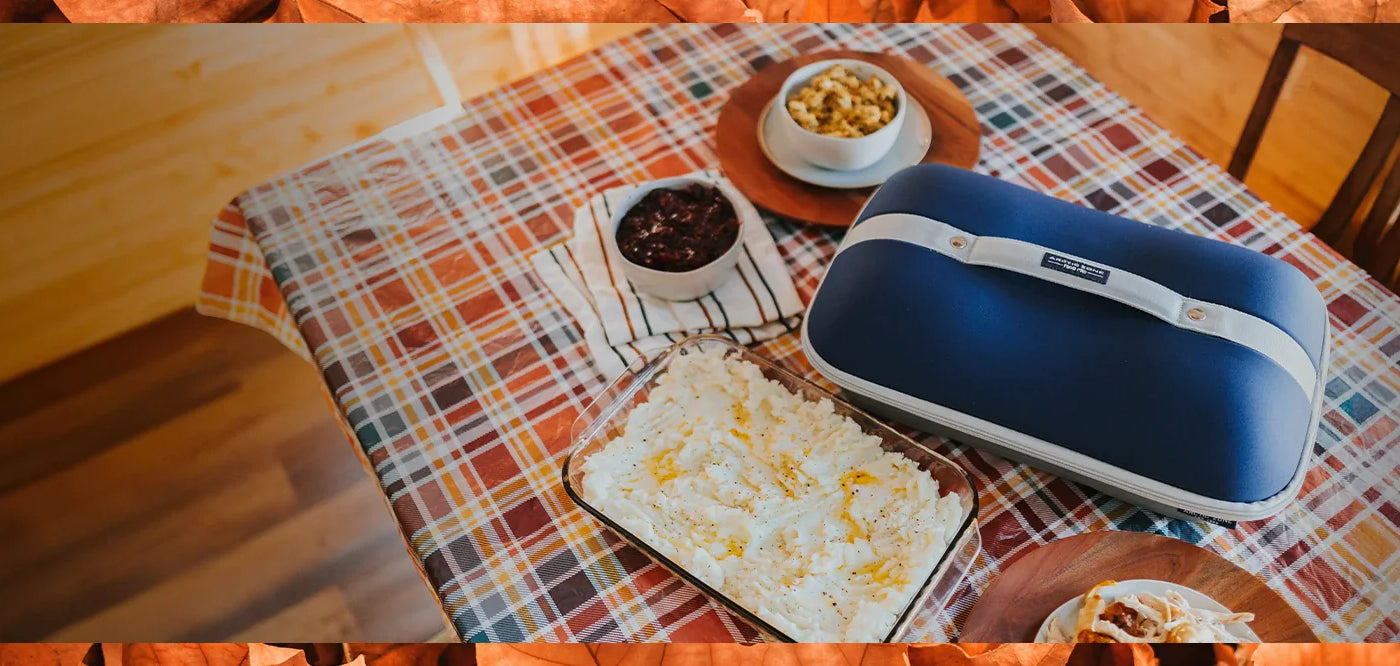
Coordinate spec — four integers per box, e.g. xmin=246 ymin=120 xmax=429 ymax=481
xmin=1177 ymin=508 xmax=1238 ymax=529
xmin=1041 ymin=252 xmax=1110 ymax=284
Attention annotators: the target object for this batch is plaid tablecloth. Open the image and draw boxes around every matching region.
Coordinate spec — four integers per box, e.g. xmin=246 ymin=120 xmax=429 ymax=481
xmin=197 ymin=23 xmax=1400 ymax=642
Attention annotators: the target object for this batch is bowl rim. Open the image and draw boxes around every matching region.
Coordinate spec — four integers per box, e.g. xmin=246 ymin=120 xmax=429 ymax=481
xmin=776 ymin=58 xmax=908 ymax=144
xmin=606 ymin=175 xmax=748 ymax=278
xmin=560 ymin=334 xmax=982 ymax=643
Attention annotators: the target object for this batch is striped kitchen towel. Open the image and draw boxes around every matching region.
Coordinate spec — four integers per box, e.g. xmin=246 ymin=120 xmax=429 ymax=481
xmin=532 ymin=170 xmax=804 ymax=379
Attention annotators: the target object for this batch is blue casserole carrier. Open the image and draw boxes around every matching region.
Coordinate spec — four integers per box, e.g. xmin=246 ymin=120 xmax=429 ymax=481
xmin=802 ymin=164 xmax=1329 ymax=525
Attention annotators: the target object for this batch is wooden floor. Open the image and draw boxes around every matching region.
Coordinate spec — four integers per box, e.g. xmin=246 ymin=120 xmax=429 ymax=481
xmin=0 ymin=23 xmax=643 ymax=383
xmin=0 ymin=309 xmax=449 ymax=641
xmin=0 ymin=24 xmax=1395 ymax=641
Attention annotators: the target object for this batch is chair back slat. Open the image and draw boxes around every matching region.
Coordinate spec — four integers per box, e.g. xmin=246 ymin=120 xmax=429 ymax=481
xmin=1232 ymin=26 xmax=1400 ymax=287
xmin=1228 ymin=39 xmax=1299 ymax=181
xmin=1280 ymin=25 xmax=1400 ymax=96
xmin=1363 ymin=153 xmax=1400 ymax=289
xmin=1313 ymin=96 xmax=1400 ymax=243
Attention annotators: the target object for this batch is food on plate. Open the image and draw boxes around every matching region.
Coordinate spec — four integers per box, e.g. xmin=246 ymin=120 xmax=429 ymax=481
xmin=1046 ymin=580 xmax=1256 ymax=643
xmin=786 ymin=64 xmax=898 ymax=138
xmin=578 ymin=348 xmax=963 ymax=642
xmin=614 ymin=183 xmax=739 ymax=272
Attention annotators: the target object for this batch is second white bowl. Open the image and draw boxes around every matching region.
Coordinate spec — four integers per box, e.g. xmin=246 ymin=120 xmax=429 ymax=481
xmin=607 ymin=176 xmax=748 ymax=301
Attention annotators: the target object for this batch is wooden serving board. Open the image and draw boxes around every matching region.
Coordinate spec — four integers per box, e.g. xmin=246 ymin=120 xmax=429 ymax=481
xmin=960 ymin=531 xmax=1317 ymax=642
xmin=714 ymin=50 xmax=981 ymax=227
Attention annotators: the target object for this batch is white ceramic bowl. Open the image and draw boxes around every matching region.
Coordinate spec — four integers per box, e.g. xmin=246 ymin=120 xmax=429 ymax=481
xmin=775 ymin=59 xmax=907 ymax=171
xmin=608 ymin=176 xmax=747 ymax=301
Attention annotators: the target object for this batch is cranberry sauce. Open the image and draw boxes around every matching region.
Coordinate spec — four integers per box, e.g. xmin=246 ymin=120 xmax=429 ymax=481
xmin=615 ymin=183 xmax=740 ymax=272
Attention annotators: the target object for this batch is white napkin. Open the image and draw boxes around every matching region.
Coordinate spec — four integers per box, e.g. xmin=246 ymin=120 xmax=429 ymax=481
xmin=533 ymin=170 xmax=804 ymax=379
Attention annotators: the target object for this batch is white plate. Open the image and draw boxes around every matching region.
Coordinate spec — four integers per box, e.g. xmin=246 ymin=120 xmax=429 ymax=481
xmin=757 ymin=95 xmax=933 ymax=189
xmin=1034 ymin=579 xmax=1261 ymax=643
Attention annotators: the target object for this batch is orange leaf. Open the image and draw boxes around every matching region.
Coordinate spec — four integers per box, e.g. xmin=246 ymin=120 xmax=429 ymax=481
xmin=800 ymin=0 xmax=874 ymax=20
xmin=1053 ymin=0 xmax=1219 ymax=22
xmin=1049 ymin=0 xmax=1093 ymax=22
xmin=1232 ymin=0 xmax=1392 ymax=22
xmin=1006 ymin=0 xmax=1053 ymax=20
xmin=122 ymin=645 xmax=250 ymax=666
xmin=51 ymin=0 xmax=272 ymax=21
xmin=909 ymin=644 xmax=1077 ymax=666
xmin=475 ymin=646 xmax=595 ymax=666
xmin=0 ymin=645 xmax=98 ymax=666
xmin=1188 ymin=0 xmax=1223 ymax=22
xmin=915 ymin=0 xmax=1025 ymax=21
xmin=657 ymin=0 xmax=758 ymax=21
xmin=801 ymin=0 xmax=1221 ymax=21
xmin=352 ymin=645 xmax=458 ymax=666
xmin=1249 ymin=645 xmax=1400 ymax=666
xmin=746 ymin=0 xmax=810 ymax=21
xmin=0 ymin=0 xmax=55 ymax=20
xmin=285 ymin=0 xmax=360 ymax=21
xmin=261 ymin=0 xmax=301 ymax=21
xmin=246 ymin=645 xmax=310 ymax=666
xmin=262 ymin=0 xmax=682 ymax=21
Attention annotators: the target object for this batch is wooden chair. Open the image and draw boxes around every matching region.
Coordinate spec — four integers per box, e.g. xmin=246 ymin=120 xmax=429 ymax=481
xmin=1229 ymin=24 xmax=1400 ymax=289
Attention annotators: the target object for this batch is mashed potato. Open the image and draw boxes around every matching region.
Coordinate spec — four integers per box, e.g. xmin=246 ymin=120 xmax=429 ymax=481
xmin=579 ymin=348 xmax=963 ymax=642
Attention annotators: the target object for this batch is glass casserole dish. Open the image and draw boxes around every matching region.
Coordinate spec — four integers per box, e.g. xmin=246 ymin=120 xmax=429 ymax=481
xmin=561 ymin=335 xmax=981 ymax=642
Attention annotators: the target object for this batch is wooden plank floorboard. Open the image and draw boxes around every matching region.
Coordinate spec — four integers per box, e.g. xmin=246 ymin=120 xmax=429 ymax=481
xmin=44 ymin=480 xmax=405 ymax=640
xmin=0 ymin=312 xmax=265 ymax=492
xmin=0 ymin=464 xmax=301 ymax=638
xmin=0 ymin=310 xmax=445 ymax=641
xmin=191 ymin=510 xmax=414 ymax=641
xmin=0 ymin=316 xmax=335 ymax=576
xmin=227 ymin=586 xmax=364 ymax=643
xmin=341 ymin=540 xmax=461 ymax=642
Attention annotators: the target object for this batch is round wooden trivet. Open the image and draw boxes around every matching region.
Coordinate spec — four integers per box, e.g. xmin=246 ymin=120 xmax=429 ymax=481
xmin=714 ymin=49 xmax=981 ymax=227
xmin=960 ymin=531 xmax=1317 ymax=642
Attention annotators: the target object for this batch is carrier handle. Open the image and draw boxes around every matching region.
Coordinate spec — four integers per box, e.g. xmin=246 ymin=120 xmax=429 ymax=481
xmin=843 ymin=213 xmax=1319 ymax=401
